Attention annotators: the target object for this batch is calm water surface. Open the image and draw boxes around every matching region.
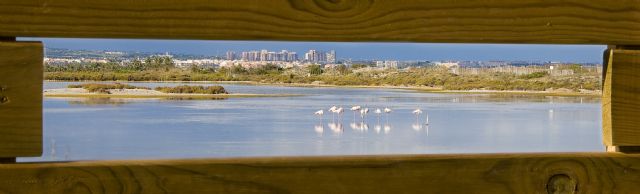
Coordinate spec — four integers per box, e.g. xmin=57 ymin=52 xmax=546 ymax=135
xmin=21 ymin=82 xmax=603 ymax=161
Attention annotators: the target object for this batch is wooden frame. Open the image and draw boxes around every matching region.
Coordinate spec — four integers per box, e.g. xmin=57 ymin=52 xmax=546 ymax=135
xmin=1 ymin=153 xmax=639 ymax=193
xmin=1 ymin=0 xmax=640 ymax=44
xmin=603 ymin=47 xmax=640 ymax=151
xmin=0 ymin=41 xmax=43 ymax=158
xmin=1 ymin=0 xmax=640 ymax=193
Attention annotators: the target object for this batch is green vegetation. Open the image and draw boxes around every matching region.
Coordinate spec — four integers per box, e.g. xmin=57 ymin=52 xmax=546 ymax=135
xmin=67 ymin=82 xmax=228 ymax=94
xmin=518 ymin=71 xmax=549 ymax=79
xmin=48 ymin=59 xmax=601 ymax=92
xmin=308 ymin=64 xmax=323 ymax=75
xmin=154 ymin=85 xmax=228 ymax=94
xmin=68 ymin=83 xmax=149 ymax=94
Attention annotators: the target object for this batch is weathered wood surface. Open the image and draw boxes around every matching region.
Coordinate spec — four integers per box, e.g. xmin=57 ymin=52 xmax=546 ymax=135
xmin=1 ymin=153 xmax=640 ymax=193
xmin=602 ymin=48 xmax=640 ymax=147
xmin=1 ymin=0 xmax=640 ymax=44
xmin=0 ymin=41 xmax=43 ymax=157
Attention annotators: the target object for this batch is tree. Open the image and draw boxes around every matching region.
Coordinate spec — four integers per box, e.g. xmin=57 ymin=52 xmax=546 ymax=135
xmin=351 ymin=63 xmax=370 ymax=69
xmin=336 ymin=64 xmax=349 ymax=75
xmin=308 ymin=64 xmax=323 ymax=75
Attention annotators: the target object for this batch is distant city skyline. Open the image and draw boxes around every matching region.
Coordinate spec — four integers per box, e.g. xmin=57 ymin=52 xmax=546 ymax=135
xmin=21 ymin=38 xmax=606 ymax=63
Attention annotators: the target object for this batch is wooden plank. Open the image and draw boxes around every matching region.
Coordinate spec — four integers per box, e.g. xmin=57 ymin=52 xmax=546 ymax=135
xmin=0 ymin=37 xmax=15 ymax=41
xmin=1 ymin=153 xmax=640 ymax=193
xmin=606 ymin=146 xmax=640 ymax=153
xmin=0 ymin=41 xmax=43 ymax=157
xmin=603 ymin=48 xmax=640 ymax=147
xmin=1 ymin=0 xmax=640 ymax=44
xmin=0 ymin=158 xmax=15 ymax=164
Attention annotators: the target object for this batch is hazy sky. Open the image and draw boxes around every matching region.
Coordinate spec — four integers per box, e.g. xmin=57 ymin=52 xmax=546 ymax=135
xmin=21 ymin=38 xmax=606 ymax=62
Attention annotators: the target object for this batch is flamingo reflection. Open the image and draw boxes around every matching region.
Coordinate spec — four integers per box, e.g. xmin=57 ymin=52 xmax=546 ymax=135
xmin=412 ymin=123 xmax=423 ymax=131
xmin=383 ymin=124 xmax=391 ymax=134
xmin=328 ymin=122 xmax=343 ymax=134
xmin=350 ymin=122 xmax=369 ymax=132
xmin=314 ymin=124 xmax=324 ymax=135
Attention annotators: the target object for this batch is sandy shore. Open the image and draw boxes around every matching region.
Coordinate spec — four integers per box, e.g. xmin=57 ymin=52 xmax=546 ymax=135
xmin=43 ymin=88 xmax=303 ymax=99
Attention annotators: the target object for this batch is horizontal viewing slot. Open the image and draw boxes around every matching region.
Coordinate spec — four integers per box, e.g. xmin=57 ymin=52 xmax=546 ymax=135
xmin=20 ymin=38 xmax=605 ymax=162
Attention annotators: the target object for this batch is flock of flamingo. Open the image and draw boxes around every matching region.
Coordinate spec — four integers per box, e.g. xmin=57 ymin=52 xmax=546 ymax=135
xmin=312 ymin=105 xmax=430 ymax=134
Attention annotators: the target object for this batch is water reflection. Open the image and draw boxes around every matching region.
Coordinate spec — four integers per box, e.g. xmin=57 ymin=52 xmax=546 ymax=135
xmin=314 ymin=124 xmax=324 ymax=135
xmin=411 ymin=123 xmax=423 ymax=131
xmin=386 ymin=94 xmax=600 ymax=104
xmin=350 ymin=122 xmax=369 ymax=132
xmin=384 ymin=124 xmax=392 ymax=134
xmin=31 ymin=82 xmax=603 ymax=162
xmin=67 ymin=98 xmax=132 ymax=106
xmin=164 ymin=97 xmax=229 ymax=101
xmin=318 ymin=120 xmax=394 ymax=134
xmin=327 ymin=122 xmax=343 ymax=134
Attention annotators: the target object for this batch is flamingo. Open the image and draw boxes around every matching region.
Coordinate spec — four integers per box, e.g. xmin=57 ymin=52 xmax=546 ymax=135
xmin=350 ymin=106 xmax=361 ymax=121
xmin=374 ymin=108 xmax=382 ymax=123
xmin=383 ymin=107 xmax=392 ymax=123
xmin=314 ymin=110 xmax=324 ymax=122
xmin=335 ymin=107 xmax=344 ymax=121
xmin=329 ymin=106 xmax=338 ymax=122
xmin=360 ymin=108 xmax=369 ymax=121
xmin=412 ymin=108 xmax=423 ymax=123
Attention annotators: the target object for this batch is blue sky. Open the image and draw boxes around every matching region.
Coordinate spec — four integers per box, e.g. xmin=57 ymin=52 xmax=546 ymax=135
xmin=21 ymin=38 xmax=605 ymax=62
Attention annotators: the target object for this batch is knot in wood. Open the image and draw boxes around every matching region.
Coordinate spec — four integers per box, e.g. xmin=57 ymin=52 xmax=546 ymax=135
xmin=0 ymin=96 xmax=8 ymax=104
xmin=546 ymin=174 xmax=577 ymax=194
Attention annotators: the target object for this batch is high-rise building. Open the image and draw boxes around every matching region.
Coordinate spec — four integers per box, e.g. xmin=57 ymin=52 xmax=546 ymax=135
xmin=239 ymin=49 xmax=298 ymax=62
xmin=305 ymin=50 xmax=318 ymax=62
xmin=326 ymin=50 xmax=336 ymax=63
xmin=226 ymin=51 xmax=236 ymax=60
xmin=304 ymin=49 xmax=336 ymax=63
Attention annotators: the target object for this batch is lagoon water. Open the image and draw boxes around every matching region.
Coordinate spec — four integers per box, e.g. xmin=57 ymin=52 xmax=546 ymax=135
xmin=22 ymin=82 xmax=603 ymax=162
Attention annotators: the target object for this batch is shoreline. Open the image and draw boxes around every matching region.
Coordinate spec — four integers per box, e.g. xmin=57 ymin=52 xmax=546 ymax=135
xmin=43 ymin=88 xmax=303 ymax=99
xmin=44 ymin=93 xmax=303 ymax=99
xmin=44 ymin=80 xmax=602 ymax=97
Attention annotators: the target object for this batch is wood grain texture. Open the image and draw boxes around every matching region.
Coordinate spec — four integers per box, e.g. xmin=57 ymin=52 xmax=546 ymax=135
xmin=603 ymin=48 xmax=640 ymax=146
xmin=1 ymin=153 xmax=640 ymax=193
xmin=606 ymin=146 xmax=640 ymax=153
xmin=1 ymin=0 xmax=640 ymax=44
xmin=0 ymin=41 xmax=43 ymax=157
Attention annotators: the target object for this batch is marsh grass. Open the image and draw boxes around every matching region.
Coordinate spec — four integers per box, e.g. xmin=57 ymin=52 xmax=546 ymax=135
xmin=154 ymin=85 xmax=228 ymax=94
xmin=68 ymin=83 xmax=149 ymax=94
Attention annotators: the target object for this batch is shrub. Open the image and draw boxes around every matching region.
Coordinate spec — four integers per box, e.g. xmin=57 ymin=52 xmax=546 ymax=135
xmin=154 ymin=85 xmax=228 ymax=94
xmin=68 ymin=83 xmax=149 ymax=94
xmin=519 ymin=71 xmax=549 ymax=79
